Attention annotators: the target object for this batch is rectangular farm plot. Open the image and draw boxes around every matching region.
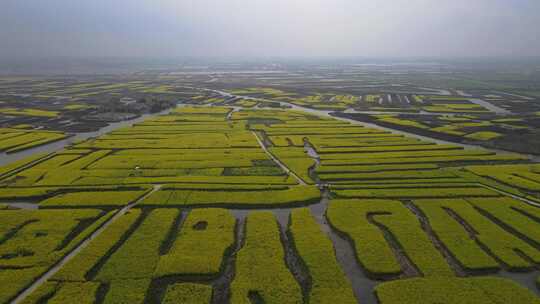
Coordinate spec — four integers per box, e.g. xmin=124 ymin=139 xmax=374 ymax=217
xmin=39 ymin=189 xmax=150 ymax=207
xmin=69 ymin=173 xmax=298 ymax=187
xmin=308 ymin=134 xmax=418 ymax=148
xmin=230 ymin=211 xmax=303 ymax=304
xmin=156 ymin=208 xmax=236 ymax=277
xmin=319 ymin=169 xmax=459 ymax=182
xmin=332 ymin=186 xmax=500 ymax=199
xmin=314 ymin=144 xmax=462 ymax=154
xmin=141 ymin=185 xmax=321 ymax=208
xmin=76 ymin=133 xmax=259 ymax=149
xmin=83 ymin=148 xmax=277 ymax=171
xmin=95 ymin=209 xmax=180 ymax=281
xmin=316 ymin=163 xmax=440 ymax=174
xmin=321 ymin=154 xmax=526 ymax=165
xmin=318 ymin=149 xmax=495 ymax=161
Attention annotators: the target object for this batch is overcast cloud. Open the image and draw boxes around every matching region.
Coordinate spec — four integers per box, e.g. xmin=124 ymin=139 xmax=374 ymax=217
xmin=1 ymin=0 xmax=539 ymax=58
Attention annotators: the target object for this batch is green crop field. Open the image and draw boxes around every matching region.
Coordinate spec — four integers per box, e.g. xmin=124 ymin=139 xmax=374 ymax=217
xmin=1 ymin=105 xmax=540 ymax=304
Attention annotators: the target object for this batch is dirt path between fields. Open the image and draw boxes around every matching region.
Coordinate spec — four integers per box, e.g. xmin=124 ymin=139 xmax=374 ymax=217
xmin=252 ymin=131 xmax=307 ymax=186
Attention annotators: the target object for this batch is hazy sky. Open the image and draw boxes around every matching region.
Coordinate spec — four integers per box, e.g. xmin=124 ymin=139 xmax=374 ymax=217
xmin=1 ymin=0 xmax=539 ymax=58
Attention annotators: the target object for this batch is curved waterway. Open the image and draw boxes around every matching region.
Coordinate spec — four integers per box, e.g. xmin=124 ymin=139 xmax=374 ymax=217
xmin=0 ymin=109 xmax=173 ymax=166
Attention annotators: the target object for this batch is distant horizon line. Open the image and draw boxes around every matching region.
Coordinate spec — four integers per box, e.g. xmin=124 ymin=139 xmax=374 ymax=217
xmin=2 ymin=55 xmax=540 ymax=62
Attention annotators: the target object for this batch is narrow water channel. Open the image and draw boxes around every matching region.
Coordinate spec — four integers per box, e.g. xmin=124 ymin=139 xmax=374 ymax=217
xmin=303 ymin=139 xmax=322 ymax=185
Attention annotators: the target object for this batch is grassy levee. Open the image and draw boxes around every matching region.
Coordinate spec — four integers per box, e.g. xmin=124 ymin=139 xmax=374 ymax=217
xmin=155 ymin=208 xmax=236 ymax=278
xmin=288 ymin=208 xmax=357 ymax=304
xmin=230 ymin=211 xmax=303 ymax=304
